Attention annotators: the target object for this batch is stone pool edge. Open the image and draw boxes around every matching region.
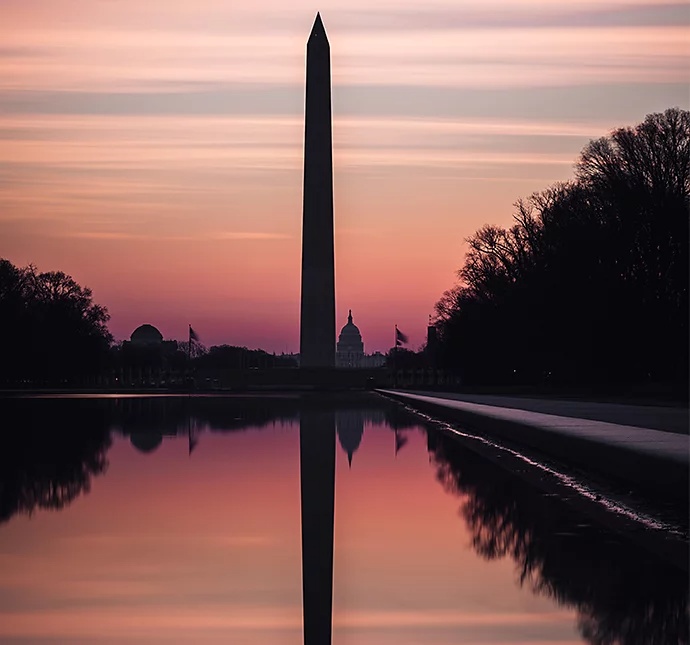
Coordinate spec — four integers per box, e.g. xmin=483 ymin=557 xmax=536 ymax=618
xmin=376 ymin=389 xmax=689 ymax=503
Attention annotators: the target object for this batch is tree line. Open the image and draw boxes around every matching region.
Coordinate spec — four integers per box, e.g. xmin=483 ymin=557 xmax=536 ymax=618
xmin=0 ymin=259 xmax=302 ymax=387
xmin=0 ymin=259 xmax=113 ymax=386
xmin=2 ymin=109 xmax=687 ymax=388
xmin=434 ymin=108 xmax=689 ymax=386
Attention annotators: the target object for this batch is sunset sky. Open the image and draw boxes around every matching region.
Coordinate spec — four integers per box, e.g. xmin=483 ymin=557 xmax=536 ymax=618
xmin=1 ymin=0 xmax=688 ymax=351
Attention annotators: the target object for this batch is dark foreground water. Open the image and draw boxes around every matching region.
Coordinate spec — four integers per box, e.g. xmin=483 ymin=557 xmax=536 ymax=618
xmin=0 ymin=393 xmax=687 ymax=645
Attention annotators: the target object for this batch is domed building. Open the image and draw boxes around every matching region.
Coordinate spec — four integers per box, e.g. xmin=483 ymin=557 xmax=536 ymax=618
xmin=337 ymin=310 xmax=364 ymax=368
xmin=130 ymin=324 xmax=163 ymax=346
xmin=120 ymin=325 xmax=180 ymax=386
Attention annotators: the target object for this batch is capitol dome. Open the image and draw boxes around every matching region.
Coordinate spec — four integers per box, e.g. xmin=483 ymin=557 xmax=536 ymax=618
xmin=130 ymin=324 xmax=163 ymax=346
xmin=337 ymin=310 xmax=364 ymax=367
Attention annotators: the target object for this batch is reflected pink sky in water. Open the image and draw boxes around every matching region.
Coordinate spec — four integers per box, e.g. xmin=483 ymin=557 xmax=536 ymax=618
xmin=0 ymin=421 xmax=581 ymax=643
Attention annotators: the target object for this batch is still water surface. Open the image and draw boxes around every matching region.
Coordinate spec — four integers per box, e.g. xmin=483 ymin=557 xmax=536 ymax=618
xmin=0 ymin=394 xmax=686 ymax=644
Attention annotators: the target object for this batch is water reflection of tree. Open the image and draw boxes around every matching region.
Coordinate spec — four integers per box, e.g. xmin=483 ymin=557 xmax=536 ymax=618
xmin=383 ymin=405 xmax=420 ymax=432
xmin=429 ymin=430 xmax=689 ymax=645
xmin=0 ymin=394 xmax=424 ymax=525
xmin=0 ymin=399 xmax=112 ymax=524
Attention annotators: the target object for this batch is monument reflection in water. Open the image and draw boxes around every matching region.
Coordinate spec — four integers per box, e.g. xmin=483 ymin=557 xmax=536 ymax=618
xmin=299 ymin=408 xmax=336 ymax=644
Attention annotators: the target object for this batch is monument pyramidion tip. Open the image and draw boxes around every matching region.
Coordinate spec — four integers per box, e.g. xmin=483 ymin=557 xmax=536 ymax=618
xmin=309 ymin=12 xmax=328 ymax=41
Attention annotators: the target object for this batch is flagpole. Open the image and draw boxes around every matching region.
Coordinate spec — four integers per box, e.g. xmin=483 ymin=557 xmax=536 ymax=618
xmin=188 ymin=324 xmax=192 ymax=395
xmin=393 ymin=325 xmax=397 ymax=389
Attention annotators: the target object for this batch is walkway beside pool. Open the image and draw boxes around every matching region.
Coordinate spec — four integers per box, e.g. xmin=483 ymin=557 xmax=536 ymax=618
xmin=377 ymin=389 xmax=689 ymax=500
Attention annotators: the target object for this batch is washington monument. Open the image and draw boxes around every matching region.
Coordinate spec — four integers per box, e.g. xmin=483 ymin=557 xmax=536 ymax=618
xmin=299 ymin=13 xmax=336 ymax=368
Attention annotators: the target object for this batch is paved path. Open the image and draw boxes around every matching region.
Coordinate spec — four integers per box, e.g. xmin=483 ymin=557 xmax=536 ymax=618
xmin=392 ymin=390 xmax=689 ymax=435
xmin=378 ymin=389 xmax=689 ymax=500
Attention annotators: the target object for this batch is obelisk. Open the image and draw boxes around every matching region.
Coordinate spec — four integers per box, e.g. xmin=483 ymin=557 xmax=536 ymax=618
xmin=299 ymin=13 xmax=335 ymax=368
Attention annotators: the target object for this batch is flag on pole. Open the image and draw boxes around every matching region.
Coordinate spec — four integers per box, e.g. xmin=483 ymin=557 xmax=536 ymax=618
xmin=189 ymin=325 xmax=199 ymax=342
xmin=395 ymin=327 xmax=408 ymax=346
xmin=394 ymin=429 xmax=409 ymax=456
xmin=189 ymin=426 xmax=199 ymax=456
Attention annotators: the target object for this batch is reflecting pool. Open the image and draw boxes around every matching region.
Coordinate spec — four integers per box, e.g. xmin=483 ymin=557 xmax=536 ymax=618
xmin=0 ymin=393 xmax=686 ymax=644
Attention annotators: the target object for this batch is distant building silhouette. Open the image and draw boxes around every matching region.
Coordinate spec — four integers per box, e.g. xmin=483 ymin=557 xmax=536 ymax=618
xmin=130 ymin=324 xmax=163 ymax=346
xmin=281 ymin=352 xmax=301 ymax=367
xmin=360 ymin=352 xmax=386 ymax=368
xmin=119 ymin=324 xmax=181 ymax=386
xmin=124 ymin=324 xmax=178 ymax=353
xmin=427 ymin=324 xmax=437 ymax=352
xmin=426 ymin=322 xmax=439 ymax=366
xmin=336 ymin=310 xmax=364 ymax=367
xmin=336 ymin=310 xmax=386 ymax=368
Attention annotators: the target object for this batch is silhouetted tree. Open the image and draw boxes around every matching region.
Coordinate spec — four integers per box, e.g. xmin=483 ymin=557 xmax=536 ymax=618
xmin=435 ymin=109 xmax=689 ymax=386
xmin=194 ymin=344 xmax=298 ymax=370
xmin=178 ymin=340 xmax=207 ymax=360
xmin=0 ymin=260 xmax=114 ymax=386
xmin=386 ymin=347 xmax=428 ymax=370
